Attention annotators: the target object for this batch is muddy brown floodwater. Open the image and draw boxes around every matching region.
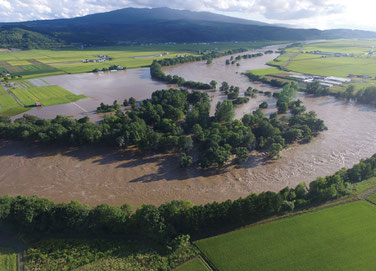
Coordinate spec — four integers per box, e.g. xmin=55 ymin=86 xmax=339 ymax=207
xmin=3 ymin=44 xmax=376 ymax=208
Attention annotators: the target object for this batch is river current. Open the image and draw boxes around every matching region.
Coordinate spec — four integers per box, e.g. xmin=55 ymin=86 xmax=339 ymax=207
xmin=2 ymin=44 xmax=376 ymax=207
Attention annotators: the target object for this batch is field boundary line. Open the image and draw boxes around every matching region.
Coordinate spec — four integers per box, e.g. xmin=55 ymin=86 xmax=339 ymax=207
xmin=194 ymin=196 xmax=359 ymax=244
xmin=363 ymin=198 xmax=376 ymax=207
xmin=71 ymin=102 xmax=88 ymax=112
xmin=193 ymin=244 xmax=218 ymax=271
xmin=1 ymin=83 xmax=24 ymax=106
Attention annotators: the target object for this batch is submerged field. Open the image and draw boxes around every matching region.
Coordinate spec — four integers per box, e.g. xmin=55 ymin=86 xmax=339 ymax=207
xmin=0 ymin=41 xmax=277 ymax=79
xmin=196 ymin=201 xmax=376 ymax=271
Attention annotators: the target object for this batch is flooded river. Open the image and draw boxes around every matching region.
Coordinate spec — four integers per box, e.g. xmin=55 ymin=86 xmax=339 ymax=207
xmin=3 ymin=44 xmax=376 ymax=207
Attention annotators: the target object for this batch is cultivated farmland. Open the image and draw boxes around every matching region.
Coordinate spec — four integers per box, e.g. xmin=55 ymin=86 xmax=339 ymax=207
xmin=0 ymin=84 xmax=29 ymax=116
xmin=196 ymin=201 xmax=376 ymax=271
xmin=0 ymin=41 xmax=277 ymax=79
xmin=287 ymin=56 xmax=376 ymax=77
xmin=10 ymin=85 xmax=86 ymax=107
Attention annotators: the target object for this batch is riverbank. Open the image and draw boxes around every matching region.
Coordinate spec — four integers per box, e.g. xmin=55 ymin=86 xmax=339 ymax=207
xmin=2 ymin=93 xmax=376 ymax=207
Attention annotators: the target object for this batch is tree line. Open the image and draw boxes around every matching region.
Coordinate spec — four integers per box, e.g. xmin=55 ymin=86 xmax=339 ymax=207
xmin=245 ymin=72 xmax=287 ymax=88
xmin=0 ymin=153 xmax=375 ymax=243
xmin=306 ymin=82 xmax=376 ymax=106
xmin=225 ymin=52 xmax=263 ymax=65
xmin=150 ymin=48 xmax=250 ymax=89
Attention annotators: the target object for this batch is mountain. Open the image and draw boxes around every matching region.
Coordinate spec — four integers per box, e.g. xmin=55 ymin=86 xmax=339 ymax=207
xmin=1 ymin=7 xmax=376 ymax=47
xmin=0 ymin=26 xmax=63 ymax=49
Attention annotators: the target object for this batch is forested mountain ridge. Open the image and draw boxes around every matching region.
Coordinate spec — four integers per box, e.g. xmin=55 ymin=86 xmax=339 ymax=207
xmin=0 ymin=26 xmax=63 ymax=49
xmin=1 ymin=7 xmax=376 ymax=47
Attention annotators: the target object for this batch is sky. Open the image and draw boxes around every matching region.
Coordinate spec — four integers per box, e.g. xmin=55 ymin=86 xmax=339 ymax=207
xmin=0 ymin=0 xmax=375 ymax=31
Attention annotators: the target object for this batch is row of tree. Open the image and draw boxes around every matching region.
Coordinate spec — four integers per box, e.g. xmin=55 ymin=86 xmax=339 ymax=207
xmin=150 ymin=48 xmax=252 ymax=89
xmin=1 ymin=153 xmax=375 ymax=243
xmin=150 ymin=62 xmax=212 ymax=89
xmin=225 ymin=52 xmax=263 ymax=65
xmin=245 ymin=72 xmax=287 ymax=88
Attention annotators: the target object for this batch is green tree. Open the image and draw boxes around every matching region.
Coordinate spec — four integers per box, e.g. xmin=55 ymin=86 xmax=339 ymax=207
xmin=268 ymin=143 xmax=283 ymax=159
xmin=259 ymin=102 xmax=268 ymax=109
xmin=215 ymin=100 xmax=234 ymax=123
xmin=129 ymin=97 xmax=137 ymax=108
xmin=234 ymin=147 xmax=249 ymax=163
xmin=210 ymin=80 xmax=217 ymax=89
xmin=179 ymin=153 xmax=193 ymax=168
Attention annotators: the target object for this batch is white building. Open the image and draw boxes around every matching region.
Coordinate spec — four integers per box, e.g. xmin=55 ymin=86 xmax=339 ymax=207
xmin=326 ymin=76 xmax=351 ymax=83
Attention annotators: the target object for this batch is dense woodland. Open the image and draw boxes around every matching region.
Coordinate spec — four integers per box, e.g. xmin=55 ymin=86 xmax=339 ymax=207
xmin=0 ymin=153 xmax=375 ymax=244
xmin=0 ymin=27 xmax=63 ymax=49
xmin=0 ymin=82 xmax=326 ymax=168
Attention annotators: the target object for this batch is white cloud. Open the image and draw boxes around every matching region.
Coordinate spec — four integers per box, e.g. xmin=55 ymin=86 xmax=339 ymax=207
xmin=0 ymin=0 xmax=374 ymax=31
xmin=0 ymin=0 xmax=12 ymax=10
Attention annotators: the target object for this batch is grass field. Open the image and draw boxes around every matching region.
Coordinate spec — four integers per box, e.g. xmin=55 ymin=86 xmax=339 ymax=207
xmin=286 ymin=56 xmax=376 ymax=77
xmin=355 ymin=177 xmax=376 ymax=194
xmin=0 ymin=41 xmax=280 ymax=79
xmin=196 ymin=201 xmax=376 ymax=271
xmin=0 ymin=84 xmax=29 ymax=117
xmin=367 ymin=193 xmax=376 ymax=204
xmin=0 ymin=82 xmax=86 ymax=117
xmin=274 ymin=40 xmax=376 ymax=80
xmin=249 ymin=67 xmax=288 ymax=76
xmin=11 ymin=85 xmax=86 ymax=107
xmin=0 ymin=248 xmax=18 ymax=271
xmin=301 ymin=40 xmax=376 ymax=55
xmin=174 ymin=258 xmax=209 ymax=271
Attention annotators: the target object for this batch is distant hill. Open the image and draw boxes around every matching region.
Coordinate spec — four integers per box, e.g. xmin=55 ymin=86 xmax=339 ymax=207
xmin=0 ymin=26 xmax=63 ymax=49
xmin=1 ymin=7 xmax=376 ymax=47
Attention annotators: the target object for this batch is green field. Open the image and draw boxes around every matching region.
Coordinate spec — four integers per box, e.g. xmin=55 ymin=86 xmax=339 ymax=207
xmin=367 ymin=193 xmax=376 ymax=204
xmin=301 ymin=39 xmax=376 ymax=55
xmin=0 ymin=41 xmax=280 ymax=79
xmin=0 ymin=84 xmax=29 ymax=116
xmin=174 ymin=258 xmax=209 ymax=271
xmin=270 ymin=40 xmax=376 ymax=87
xmin=286 ymin=56 xmax=376 ymax=77
xmin=355 ymin=177 xmax=376 ymax=193
xmin=0 ymin=248 xmax=18 ymax=271
xmin=11 ymin=85 xmax=86 ymax=107
xmin=196 ymin=201 xmax=376 ymax=271
xmin=0 ymin=82 xmax=86 ymax=117
xmin=249 ymin=67 xmax=288 ymax=76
